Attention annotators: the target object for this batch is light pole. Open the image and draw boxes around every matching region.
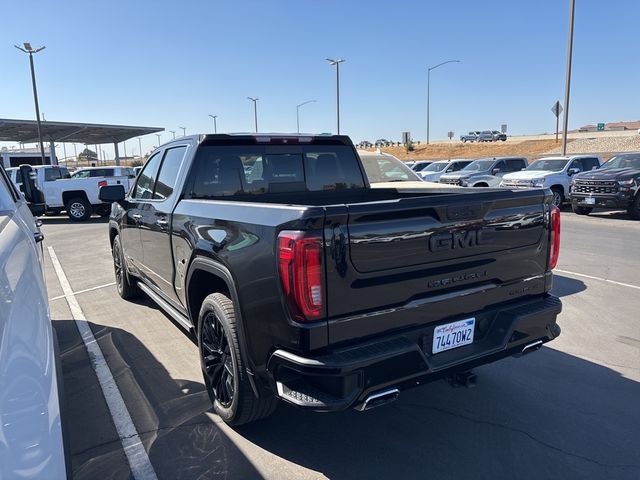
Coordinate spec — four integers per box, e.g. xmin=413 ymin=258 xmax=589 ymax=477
xmin=296 ymin=100 xmax=316 ymax=133
xmin=179 ymin=126 xmax=186 ymax=136
xmin=247 ymin=97 xmax=259 ymax=132
xmin=208 ymin=114 xmax=218 ymax=133
xmin=561 ymin=0 xmax=576 ymax=156
xmin=138 ymin=137 xmax=143 ymax=159
xmin=155 ymin=133 xmax=162 ymax=147
xmin=170 ymin=130 xmax=176 ymax=139
xmin=426 ymin=59 xmax=460 ymax=144
xmin=326 ymin=58 xmax=345 ymax=134
xmin=73 ymin=143 xmax=78 ymax=162
xmin=15 ymin=42 xmax=47 ymax=165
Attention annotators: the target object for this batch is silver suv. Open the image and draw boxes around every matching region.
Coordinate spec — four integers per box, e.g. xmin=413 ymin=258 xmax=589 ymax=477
xmin=440 ymin=157 xmax=527 ymax=187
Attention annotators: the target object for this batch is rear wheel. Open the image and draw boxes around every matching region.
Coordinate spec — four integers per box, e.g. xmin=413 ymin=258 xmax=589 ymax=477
xmin=198 ymin=293 xmax=277 ymax=425
xmin=628 ymin=195 xmax=640 ymax=220
xmin=572 ymin=204 xmax=592 ymax=215
xmin=112 ymin=235 xmax=140 ymax=299
xmin=550 ymin=187 xmax=564 ymax=208
xmin=66 ymin=197 xmax=92 ymax=222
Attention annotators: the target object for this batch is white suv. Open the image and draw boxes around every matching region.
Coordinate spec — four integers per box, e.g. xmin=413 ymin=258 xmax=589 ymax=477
xmin=500 ymin=155 xmax=602 ymax=206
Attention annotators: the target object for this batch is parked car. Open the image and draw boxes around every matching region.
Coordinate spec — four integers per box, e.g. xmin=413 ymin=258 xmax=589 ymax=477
xmin=133 ymin=166 xmax=143 ymax=177
xmin=500 ymin=155 xmax=602 ymax=207
xmin=460 ymin=132 xmax=480 ymax=142
xmin=419 ymin=159 xmax=474 ymax=182
xmin=411 ymin=160 xmax=434 ymax=172
xmin=0 ymin=165 xmax=68 ymax=479
xmin=71 ymin=166 xmax=135 ymax=178
xmin=491 ymin=130 xmax=507 ymax=141
xmin=478 ymin=131 xmax=495 ymax=142
xmin=7 ymin=164 xmax=135 ymax=221
xmin=440 ymin=157 xmax=528 ymax=187
xmin=358 ymin=151 xmax=450 ymax=189
xmin=100 ymin=133 xmax=561 ymax=425
xmin=569 ymin=152 xmax=640 ymax=218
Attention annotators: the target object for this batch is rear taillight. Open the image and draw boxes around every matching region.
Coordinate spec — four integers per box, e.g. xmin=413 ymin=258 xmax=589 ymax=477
xmin=278 ymin=231 xmax=324 ymax=321
xmin=98 ymin=180 xmax=107 ymax=187
xmin=549 ymin=205 xmax=561 ymax=269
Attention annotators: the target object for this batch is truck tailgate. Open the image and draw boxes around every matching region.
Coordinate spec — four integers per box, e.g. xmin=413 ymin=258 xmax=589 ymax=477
xmin=324 ymin=189 xmax=552 ymax=344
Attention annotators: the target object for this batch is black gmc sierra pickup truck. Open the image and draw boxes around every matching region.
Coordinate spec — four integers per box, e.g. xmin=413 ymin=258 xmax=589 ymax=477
xmin=570 ymin=152 xmax=640 ymax=218
xmin=101 ymin=133 xmax=562 ymax=425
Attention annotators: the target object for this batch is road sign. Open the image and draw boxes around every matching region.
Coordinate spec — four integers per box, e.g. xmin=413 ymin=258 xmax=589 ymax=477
xmin=501 ymin=124 xmax=507 ymax=133
xmin=551 ymin=101 xmax=563 ymax=117
xmin=597 ymin=123 xmax=605 ymax=131
xmin=447 ymin=131 xmax=454 ymax=140
xmin=402 ymin=131 xmax=411 ymax=144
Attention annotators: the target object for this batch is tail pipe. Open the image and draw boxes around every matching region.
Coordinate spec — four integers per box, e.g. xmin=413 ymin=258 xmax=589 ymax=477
xmin=355 ymin=388 xmax=400 ymax=411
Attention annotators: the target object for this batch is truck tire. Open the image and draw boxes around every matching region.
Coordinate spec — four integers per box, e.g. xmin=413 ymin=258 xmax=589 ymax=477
xmin=461 ymin=138 xmax=467 ymax=143
xmin=628 ymin=195 xmax=640 ymax=220
xmin=198 ymin=293 xmax=277 ymax=426
xmin=66 ymin=197 xmax=92 ymax=222
xmin=112 ymin=235 xmax=140 ymax=299
xmin=550 ymin=187 xmax=564 ymax=208
xmin=572 ymin=204 xmax=592 ymax=215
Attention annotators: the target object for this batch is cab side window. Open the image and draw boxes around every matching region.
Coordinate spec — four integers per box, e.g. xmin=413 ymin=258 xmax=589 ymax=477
xmin=153 ymin=147 xmax=187 ymax=200
xmin=506 ymin=159 xmax=527 ymax=172
xmin=582 ymin=158 xmax=600 ymax=171
xmin=493 ymin=161 xmax=507 ymax=172
xmin=133 ymin=153 xmax=162 ymax=200
xmin=568 ymin=159 xmax=583 ymax=173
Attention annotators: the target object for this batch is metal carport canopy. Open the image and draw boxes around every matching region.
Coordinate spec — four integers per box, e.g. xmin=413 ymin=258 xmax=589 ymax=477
xmin=0 ymin=118 xmax=163 ymax=165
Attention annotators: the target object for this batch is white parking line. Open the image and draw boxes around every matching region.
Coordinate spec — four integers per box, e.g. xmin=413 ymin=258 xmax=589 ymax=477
xmin=555 ymin=269 xmax=640 ymax=290
xmin=49 ymin=281 xmax=116 ymax=302
xmin=47 ymin=247 xmax=158 ymax=480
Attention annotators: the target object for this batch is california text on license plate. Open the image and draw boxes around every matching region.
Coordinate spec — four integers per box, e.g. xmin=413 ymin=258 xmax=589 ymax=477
xmin=584 ymin=197 xmax=596 ymax=205
xmin=432 ymin=318 xmax=475 ymax=354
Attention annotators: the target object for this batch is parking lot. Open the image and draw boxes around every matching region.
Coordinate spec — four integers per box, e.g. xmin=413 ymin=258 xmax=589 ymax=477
xmin=42 ymin=210 xmax=640 ymax=480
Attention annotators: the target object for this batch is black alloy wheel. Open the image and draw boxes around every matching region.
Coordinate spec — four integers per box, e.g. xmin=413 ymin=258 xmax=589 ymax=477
xmin=200 ymin=311 xmax=235 ymax=408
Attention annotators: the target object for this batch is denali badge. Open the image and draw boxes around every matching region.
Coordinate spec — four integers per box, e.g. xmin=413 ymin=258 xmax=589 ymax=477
xmin=428 ymin=230 xmax=488 ymax=252
xmin=427 ymin=271 xmax=488 ymax=288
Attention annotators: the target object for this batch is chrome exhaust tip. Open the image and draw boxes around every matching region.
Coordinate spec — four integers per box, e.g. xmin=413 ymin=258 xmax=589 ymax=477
xmin=521 ymin=340 xmax=543 ymax=355
xmin=355 ymin=388 xmax=400 ymax=411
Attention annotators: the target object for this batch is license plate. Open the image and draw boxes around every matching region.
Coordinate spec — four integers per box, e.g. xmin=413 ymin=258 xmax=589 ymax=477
xmin=584 ymin=197 xmax=596 ymax=205
xmin=432 ymin=318 xmax=475 ymax=354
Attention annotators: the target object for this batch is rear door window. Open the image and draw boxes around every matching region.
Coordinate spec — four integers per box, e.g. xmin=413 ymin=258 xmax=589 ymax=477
xmin=44 ymin=168 xmax=62 ymax=181
xmin=153 ymin=146 xmax=188 ymax=200
xmin=506 ymin=159 xmax=527 ymax=171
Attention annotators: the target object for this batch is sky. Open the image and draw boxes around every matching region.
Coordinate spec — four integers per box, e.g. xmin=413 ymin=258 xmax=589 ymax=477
xmin=1 ymin=0 xmax=639 ymax=159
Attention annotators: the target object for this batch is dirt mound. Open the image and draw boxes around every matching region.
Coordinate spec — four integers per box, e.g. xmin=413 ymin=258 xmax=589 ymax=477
xmin=368 ymin=139 xmax=562 ymax=161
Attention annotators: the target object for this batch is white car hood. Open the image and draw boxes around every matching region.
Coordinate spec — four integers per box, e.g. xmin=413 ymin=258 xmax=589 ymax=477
xmin=503 ymin=170 xmax=554 ymax=181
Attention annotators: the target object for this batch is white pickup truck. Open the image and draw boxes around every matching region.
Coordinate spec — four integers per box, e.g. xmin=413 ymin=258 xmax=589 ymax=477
xmin=7 ymin=165 xmax=134 ymax=221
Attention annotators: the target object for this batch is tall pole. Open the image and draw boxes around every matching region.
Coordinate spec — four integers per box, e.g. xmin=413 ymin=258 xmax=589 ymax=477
xmin=209 ymin=114 xmax=218 ymax=133
xmin=326 ymin=59 xmax=345 ymax=134
xmin=15 ymin=43 xmax=47 ymax=165
xmin=138 ymin=137 xmax=143 ymax=159
xmin=72 ymin=143 xmax=77 ymax=162
xmin=179 ymin=126 xmax=186 ymax=136
xmin=155 ymin=133 xmax=162 ymax=147
xmin=426 ymin=60 xmax=460 ymax=145
xmin=170 ymin=130 xmax=176 ymax=139
xmin=296 ymin=100 xmax=317 ymax=133
xmin=248 ymin=97 xmax=259 ymax=132
xmin=561 ymin=0 xmax=576 ymax=156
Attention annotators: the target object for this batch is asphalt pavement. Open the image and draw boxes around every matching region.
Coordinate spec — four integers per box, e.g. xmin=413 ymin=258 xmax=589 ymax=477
xmin=42 ymin=210 xmax=640 ymax=480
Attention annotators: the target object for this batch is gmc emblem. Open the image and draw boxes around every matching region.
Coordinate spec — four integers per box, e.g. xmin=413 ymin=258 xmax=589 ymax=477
xmin=428 ymin=230 xmax=487 ymax=252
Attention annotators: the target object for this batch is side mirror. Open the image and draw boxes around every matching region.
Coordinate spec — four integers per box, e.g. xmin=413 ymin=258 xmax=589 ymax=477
xmin=99 ymin=184 xmax=126 ymax=202
xmin=568 ymin=167 xmax=580 ymax=176
xmin=492 ymin=168 xmax=501 ymax=175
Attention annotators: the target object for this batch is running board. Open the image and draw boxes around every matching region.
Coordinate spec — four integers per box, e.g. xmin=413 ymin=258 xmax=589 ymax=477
xmin=137 ymin=282 xmax=193 ymax=332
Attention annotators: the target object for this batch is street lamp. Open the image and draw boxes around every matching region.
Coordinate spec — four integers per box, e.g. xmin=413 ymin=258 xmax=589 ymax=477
xmin=179 ymin=126 xmax=186 ymax=136
xmin=326 ymin=58 xmax=345 ymax=134
xmin=426 ymin=59 xmax=460 ymax=144
xmin=138 ymin=137 xmax=143 ymax=159
xmin=561 ymin=0 xmax=576 ymax=156
xmin=155 ymin=133 xmax=162 ymax=147
xmin=247 ymin=97 xmax=259 ymax=132
xmin=170 ymin=130 xmax=176 ymax=139
xmin=296 ymin=100 xmax=316 ymax=133
xmin=208 ymin=114 xmax=218 ymax=134
xmin=15 ymin=42 xmax=47 ymax=165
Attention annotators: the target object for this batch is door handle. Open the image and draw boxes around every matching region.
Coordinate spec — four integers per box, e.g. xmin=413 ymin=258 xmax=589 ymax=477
xmin=156 ymin=219 xmax=169 ymax=227
xmin=132 ymin=214 xmax=143 ymax=220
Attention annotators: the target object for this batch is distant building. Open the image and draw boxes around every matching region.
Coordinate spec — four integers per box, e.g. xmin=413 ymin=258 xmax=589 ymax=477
xmin=1 ymin=147 xmax=52 ymax=168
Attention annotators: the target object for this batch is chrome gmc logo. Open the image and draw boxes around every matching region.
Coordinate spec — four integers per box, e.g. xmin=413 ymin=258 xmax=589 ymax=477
xmin=428 ymin=230 xmax=488 ymax=252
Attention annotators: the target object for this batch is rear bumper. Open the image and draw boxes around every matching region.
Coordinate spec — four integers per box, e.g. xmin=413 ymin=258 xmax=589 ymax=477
xmin=267 ymin=295 xmax=562 ymax=411
xmin=569 ymin=191 xmax=633 ymax=209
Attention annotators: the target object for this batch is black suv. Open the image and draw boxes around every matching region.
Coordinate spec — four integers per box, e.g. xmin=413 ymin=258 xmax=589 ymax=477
xmin=570 ymin=152 xmax=640 ymax=218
